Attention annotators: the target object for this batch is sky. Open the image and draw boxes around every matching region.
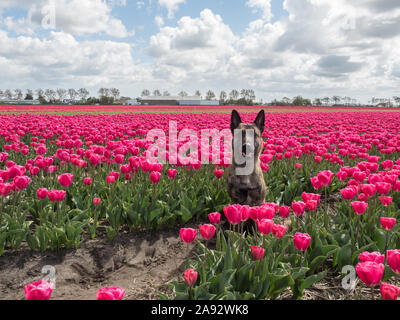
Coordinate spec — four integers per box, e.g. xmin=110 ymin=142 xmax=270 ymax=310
xmin=0 ymin=0 xmax=399 ymax=103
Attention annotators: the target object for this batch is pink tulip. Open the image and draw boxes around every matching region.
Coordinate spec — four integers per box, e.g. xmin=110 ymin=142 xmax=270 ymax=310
xmin=340 ymin=186 xmax=358 ymax=200
xmin=356 ymin=261 xmax=384 ymax=287
xmin=58 ymin=173 xmax=73 ymax=188
xmin=223 ymin=205 xmax=242 ymax=225
xmin=359 ymin=251 xmax=385 ymax=264
xmin=251 ymin=246 xmax=265 ymax=260
xmin=179 ymin=228 xmax=197 ymax=243
xmin=106 ymin=175 xmax=116 ymax=184
xmin=48 ymin=189 xmax=66 ymax=202
xmin=37 ymin=188 xmax=48 ymax=200
xmin=14 ymin=176 xmax=31 ymax=190
xmin=150 ymin=171 xmax=161 ymax=184
xmin=387 ymin=250 xmax=400 ymax=274
xmin=167 ymin=169 xmax=177 ymax=179
xmin=278 ymin=205 xmax=290 ymax=218
xmin=380 ymin=282 xmax=400 ymax=300
xmin=295 ymin=163 xmax=302 ymax=170
xmin=379 ymin=196 xmax=392 ymax=207
xmin=317 ymin=170 xmax=334 ymax=186
xmin=208 ymin=212 xmax=221 ymax=225
xmin=292 ymin=201 xmax=306 ymax=216
xmin=256 ymin=219 xmax=274 ymax=235
xmin=380 ymin=217 xmax=396 ymax=230
xmin=293 ymin=232 xmax=311 ymax=251
xmin=96 ymin=286 xmax=125 ymax=300
xmin=199 ymin=224 xmax=216 ymax=240
xmin=84 ymin=177 xmax=92 ymax=186
xmin=214 ymin=169 xmax=224 ymax=179
xmin=24 ymin=280 xmax=54 ymax=300
xmin=272 ymin=224 xmax=287 ymax=239
xmin=184 ymin=269 xmax=198 ymax=286
xmin=351 ymin=201 xmax=368 ymax=215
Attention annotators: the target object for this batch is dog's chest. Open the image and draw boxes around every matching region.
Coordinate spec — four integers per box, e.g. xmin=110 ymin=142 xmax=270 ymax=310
xmin=235 ymin=173 xmax=261 ymax=190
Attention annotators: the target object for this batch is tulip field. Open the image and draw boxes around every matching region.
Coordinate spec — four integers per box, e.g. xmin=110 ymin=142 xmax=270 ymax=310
xmin=1 ymin=107 xmax=400 ymax=300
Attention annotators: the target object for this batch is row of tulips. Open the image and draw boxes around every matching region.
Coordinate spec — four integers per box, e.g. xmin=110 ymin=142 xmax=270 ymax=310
xmin=168 ymin=201 xmax=400 ymax=300
xmin=24 ymin=280 xmax=125 ymax=300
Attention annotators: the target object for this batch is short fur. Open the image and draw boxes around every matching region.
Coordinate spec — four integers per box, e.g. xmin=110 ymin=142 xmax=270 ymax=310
xmin=227 ymin=110 xmax=266 ymax=206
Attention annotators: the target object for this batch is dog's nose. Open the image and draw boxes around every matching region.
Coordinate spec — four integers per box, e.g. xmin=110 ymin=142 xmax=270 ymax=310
xmin=242 ymin=143 xmax=254 ymax=154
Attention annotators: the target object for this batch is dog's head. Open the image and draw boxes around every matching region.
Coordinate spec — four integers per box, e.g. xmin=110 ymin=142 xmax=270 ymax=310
xmin=230 ymin=109 xmax=265 ymax=163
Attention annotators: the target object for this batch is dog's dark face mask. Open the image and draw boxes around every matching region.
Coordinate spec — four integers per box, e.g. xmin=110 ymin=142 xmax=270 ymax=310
xmin=230 ymin=110 xmax=265 ymax=164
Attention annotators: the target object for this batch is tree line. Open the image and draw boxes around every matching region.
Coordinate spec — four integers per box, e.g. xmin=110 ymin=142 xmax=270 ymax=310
xmin=140 ymin=89 xmax=257 ymax=106
xmin=271 ymin=95 xmax=400 ymax=107
xmin=0 ymin=88 xmax=126 ymax=105
xmin=1 ymin=88 xmax=399 ymax=107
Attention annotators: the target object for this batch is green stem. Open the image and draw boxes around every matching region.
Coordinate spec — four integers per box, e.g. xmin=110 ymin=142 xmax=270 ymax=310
xmin=188 ymin=286 xmax=193 ymax=300
xmin=384 ymin=230 xmax=389 ymax=261
xmin=355 ymin=215 xmax=361 ymax=248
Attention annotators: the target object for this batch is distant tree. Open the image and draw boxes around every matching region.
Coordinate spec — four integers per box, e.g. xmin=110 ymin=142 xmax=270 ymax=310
xmin=78 ymin=88 xmax=90 ymax=101
xmin=0 ymin=90 xmax=3 ymax=99
xmin=163 ymin=91 xmax=171 ymax=96
xmin=313 ymin=98 xmax=322 ymax=106
xmin=393 ymin=96 xmax=400 ymax=107
xmin=141 ymin=89 xmax=150 ymax=97
xmin=292 ymin=96 xmax=311 ymax=106
xmin=332 ymin=96 xmax=341 ymax=105
xmin=178 ymin=91 xmax=188 ymax=98
xmin=24 ymin=89 xmax=34 ymax=100
xmin=36 ymin=89 xmax=44 ymax=100
xmin=206 ymin=90 xmax=216 ymax=100
xmin=56 ymin=88 xmax=67 ymax=102
xmin=219 ymin=91 xmax=227 ymax=102
xmin=282 ymin=97 xmax=291 ymax=105
xmin=99 ymin=95 xmax=114 ymax=105
xmin=98 ymin=88 xmax=107 ymax=98
xmin=84 ymin=97 xmax=100 ymax=105
xmin=229 ymin=89 xmax=239 ymax=100
xmin=44 ymin=89 xmax=56 ymax=102
xmin=195 ymin=90 xmax=201 ymax=97
xmin=322 ymin=97 xmax=330 ymax=106
xmin=68 ymin=89 xmax=77 ymax=100
xmin=25 ymin=89 xmax=34 ymax=100
xmin=247 ymin=89 xmax=256 ymax=101
xmin=153 ymin=89 xmax=161 ymax=96
xmin=4 ymin=89 xmax=13 ymax=100
xmin=240 ymin=89 xmax=248 ymax=99
xmin=110 ymin=88 xmax=120 ymax=100
xmin=14 ymin=89 xmax=23 ymax=100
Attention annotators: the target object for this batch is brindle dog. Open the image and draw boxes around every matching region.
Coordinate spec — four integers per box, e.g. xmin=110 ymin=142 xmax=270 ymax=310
xmin=227 ymin=109 xmax=266 ymax=206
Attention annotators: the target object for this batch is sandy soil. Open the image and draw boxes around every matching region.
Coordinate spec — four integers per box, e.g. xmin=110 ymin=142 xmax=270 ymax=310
xmin=0 ymin=227 xmax=196 ymax=300
xmin=0 ymin=217 xmax=396 ymax=300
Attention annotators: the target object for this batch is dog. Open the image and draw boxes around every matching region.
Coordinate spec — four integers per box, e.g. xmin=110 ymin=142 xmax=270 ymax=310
xmin=227 ymin=109 xmax=266 ymax=207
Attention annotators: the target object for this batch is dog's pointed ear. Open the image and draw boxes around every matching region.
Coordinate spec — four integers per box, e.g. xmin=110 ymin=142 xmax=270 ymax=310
xmin=253 ymin=110 xmax=265 ymax=133
xmin=230 ymin=109 xmax=242 ymax=133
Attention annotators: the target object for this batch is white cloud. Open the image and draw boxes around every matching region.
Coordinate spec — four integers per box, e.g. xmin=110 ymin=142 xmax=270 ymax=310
xmin=246 ymin=0 xmax=273 ymax=22
xmin=1 ymin=0 xmax=131 ymax=38
xmin=148 ymin=9 xmax=237 ymax=83
xmin=158 ymin=0 xmax=185 ymax=19
xmin=0 ymin=30 xmax=148 ymax=91
xmin=0 ymin=2 xmax=399 ymax=102
xmin=154 ymin=15 xmax=164 ymax=28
